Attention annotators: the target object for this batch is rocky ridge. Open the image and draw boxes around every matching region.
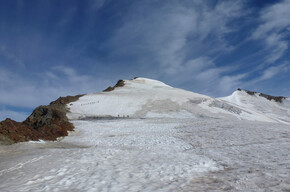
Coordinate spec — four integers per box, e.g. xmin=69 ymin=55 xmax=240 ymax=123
xmin=103 ymin=80 xmax=125 ymax=92
xmin=0 ymin=94 xmax=83 ymax=144
xmin=237 ymin=88 xmax=286 ymax=103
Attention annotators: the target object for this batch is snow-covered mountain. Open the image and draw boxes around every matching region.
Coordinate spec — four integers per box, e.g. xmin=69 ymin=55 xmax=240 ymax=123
xmin=1 ymin=77 xmax=290 ymax=191
xmin=220 ymin=89 xmax=290 ymax=124
xmin=67 ymin=77 xmax=212 ymax=120
xmin=67 ymin=77 xmax=290 ymax=124
xmin=1 ymin=77 xmax=289 ymax=145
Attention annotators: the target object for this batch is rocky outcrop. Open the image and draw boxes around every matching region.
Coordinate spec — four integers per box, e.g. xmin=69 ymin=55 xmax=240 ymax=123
xmin=237 ymin=88 xmax=286 ymax=103
xmin=0 ymin=119 xmax=40 ymax=144
xmin=103 ymin=80 xmax=125 ymax=92
xmin=0 ymin=94 xmax=83 ymax=144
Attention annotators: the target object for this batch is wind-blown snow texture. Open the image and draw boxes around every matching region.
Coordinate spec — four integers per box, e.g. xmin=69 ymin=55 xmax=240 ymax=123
xmin=0 ymin=78 xmax=289 ymax=191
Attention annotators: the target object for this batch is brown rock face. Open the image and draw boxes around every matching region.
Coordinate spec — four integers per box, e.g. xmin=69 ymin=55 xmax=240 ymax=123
xmin=237 ymin=88 xmax=286 ymax=103
xmin=0 ymin=118 xmax=41 ymax=144
xmin=0 ymin=94 xmax=83 ymax=144
xmin=103 ymin=80 xmax=125 ymax=92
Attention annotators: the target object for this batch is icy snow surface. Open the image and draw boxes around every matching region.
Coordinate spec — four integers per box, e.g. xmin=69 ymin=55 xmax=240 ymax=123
xmin=1 ymin=118 xmax=289 ymax=191
xmin=0 ymin=78 xmax=290 ymax=191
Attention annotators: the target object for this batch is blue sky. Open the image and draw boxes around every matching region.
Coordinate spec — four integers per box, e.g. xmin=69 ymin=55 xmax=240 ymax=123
xmin=1 ymin=0 xmax=290 ymax=121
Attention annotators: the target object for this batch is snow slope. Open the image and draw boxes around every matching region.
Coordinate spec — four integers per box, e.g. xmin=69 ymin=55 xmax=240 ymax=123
xmin=220 ymin=90 xmax=290 ymax=124
xmin=67 ymin=77 xmax=289 ymax=124
xmin=67 ymin=78 xmax=211 ymax=119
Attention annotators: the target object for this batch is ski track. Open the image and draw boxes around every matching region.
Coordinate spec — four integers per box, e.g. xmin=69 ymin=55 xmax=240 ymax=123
xmin=0 ymin=155 xmax=48 ymax=177
xmin=0 ymin=118 xmax=290 ymax=191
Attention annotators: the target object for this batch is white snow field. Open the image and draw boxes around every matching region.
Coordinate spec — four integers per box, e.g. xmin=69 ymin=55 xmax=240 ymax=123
xmin=0 ymin=78 xmax=290 ymax=191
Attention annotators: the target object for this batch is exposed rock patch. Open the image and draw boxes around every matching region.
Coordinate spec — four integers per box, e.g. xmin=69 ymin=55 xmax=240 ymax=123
xmin=0 ymin=119 xmax=41 ymax=144
xmin=0 ymin=94 xmax=83 ymax=144
xmin=103 ymin=80 xmax=125 ymax=92
xmin=237 ymin=88 xmax=286 ymax=103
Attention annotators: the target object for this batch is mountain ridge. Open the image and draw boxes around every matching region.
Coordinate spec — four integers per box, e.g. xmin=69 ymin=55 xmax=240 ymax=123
xmin=0 ymin=94 xmax=83 ymax=144
xmin=0 ymin=77 xmax=289 ymax=144
xmin=236 ymin=88 xmax=286 ymax=103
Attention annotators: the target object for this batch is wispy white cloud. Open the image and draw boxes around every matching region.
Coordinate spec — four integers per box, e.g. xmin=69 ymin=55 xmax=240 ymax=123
xmin=265 ymin=33 xmax=288 ymax=63
xmin=192 ymin=63 xmax=247 ymax=96
xmin=0 ymin=110 xmax=29 ymax=122
xmin=234 ymin=62 xmax=290 ymax=96
xmin=109 ymin=1 xmax=245 ymax=95
xmin=217 ymin=74 xmax=247 ymax=94
xmin=251 ymin=0 xmax=290 ymax=63
xmin=0 ymin=66 xmax=112 ymax=108
xmin=258 ymin=63 xmax=289 ymax=81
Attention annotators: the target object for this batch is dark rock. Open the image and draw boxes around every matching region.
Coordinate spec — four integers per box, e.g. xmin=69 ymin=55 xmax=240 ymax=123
xmin=259 ymin=93 xmax=286 ymax=103
xmin=237 ymin=88 xmax=286 ymax=103
xmin=0 ymin=118 xmax=41 ymax=143
xmin=103 ymin=80 xmax=125 ymax=92
xmin=50 ymin=95 xmax=84 ymax=105
xmin=103 ymin=86 xmax=114 ymax=92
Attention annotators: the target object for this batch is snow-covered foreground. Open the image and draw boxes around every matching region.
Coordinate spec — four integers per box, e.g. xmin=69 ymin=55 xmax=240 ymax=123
xmin=1 ymin=118 xmax=290 ymax=191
